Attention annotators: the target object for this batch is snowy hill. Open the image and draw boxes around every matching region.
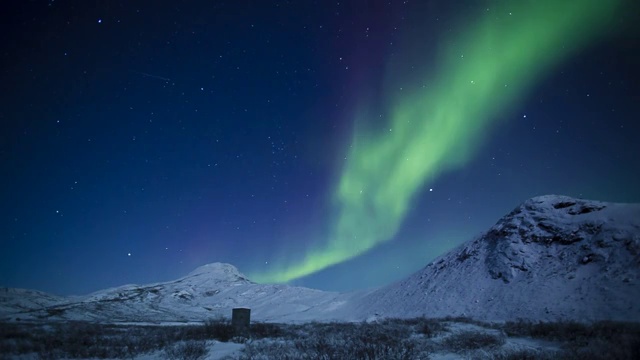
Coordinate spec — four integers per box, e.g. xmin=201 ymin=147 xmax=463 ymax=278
xmin=0 ymin=288 xmax=66 ymax=316
xmin=0 ymin=263 xmax=350 ymax=323
xmin=348 ymin=195 xmax=640 ymax=322
xmin=1 ymin=195 xmax=639 ymax=323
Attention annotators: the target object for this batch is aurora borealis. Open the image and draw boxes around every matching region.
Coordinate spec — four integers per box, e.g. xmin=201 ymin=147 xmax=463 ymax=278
xmin=1 ymin=1 xmax=639 ymax=295
xmin=250 ymin=0 xmax=625 ymax=283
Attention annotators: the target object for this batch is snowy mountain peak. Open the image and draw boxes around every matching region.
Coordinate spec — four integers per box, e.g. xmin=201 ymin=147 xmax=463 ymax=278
xmin=185 ymin=262 xmax=252 ymax=284
xmin=489 ymin=195 xmax=609 ymax=248
xmin=354 ymin=195 xmax=640 ymax=322
xmin=483 ymin=195 xmax=618 ymax=284
xmin=511 ymin=194 xmax=607 ymax=219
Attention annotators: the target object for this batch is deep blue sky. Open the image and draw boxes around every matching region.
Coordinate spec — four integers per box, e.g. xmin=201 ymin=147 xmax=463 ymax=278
xmin=1 ymin=1 xmax=639 ymax=295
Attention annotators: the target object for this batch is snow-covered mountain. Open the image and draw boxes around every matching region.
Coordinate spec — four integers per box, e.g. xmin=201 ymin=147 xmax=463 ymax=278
xmin=348 ymin=195 xmax=640 ymax=322
xmin=0 ymin=288 xmax=66 ymax=316
xmin=1 ymin=195 xmax=639 ymax=323
xmin=0 ymin=263 xmax=350 ymax=323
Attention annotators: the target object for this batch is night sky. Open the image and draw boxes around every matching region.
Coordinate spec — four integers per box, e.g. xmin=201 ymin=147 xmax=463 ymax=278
xmin=1 ymin=0 xmax=639 ymax=296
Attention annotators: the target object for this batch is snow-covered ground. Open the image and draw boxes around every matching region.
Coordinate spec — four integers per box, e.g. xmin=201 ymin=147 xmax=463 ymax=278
xmin=123 ymin=341 xmax=244 ymax=360
xmin=4 ymin=317 xmax=636 ymax=359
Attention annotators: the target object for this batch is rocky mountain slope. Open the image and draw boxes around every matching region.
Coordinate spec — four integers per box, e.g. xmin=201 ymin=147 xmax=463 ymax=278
xmin=1 ymin=195 xmax=639 ymax=323
xmin=349 ymin=195 xmax=640 ymax=322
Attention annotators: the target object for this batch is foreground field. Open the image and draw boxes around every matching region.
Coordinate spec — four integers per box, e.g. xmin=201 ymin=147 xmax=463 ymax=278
xmin=1 ymin=317 xmax=639 ymax=359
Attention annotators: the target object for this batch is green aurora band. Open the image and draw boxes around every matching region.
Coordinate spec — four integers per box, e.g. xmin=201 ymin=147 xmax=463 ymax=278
xmin=251 ymin=0 xmax=623 ymax=283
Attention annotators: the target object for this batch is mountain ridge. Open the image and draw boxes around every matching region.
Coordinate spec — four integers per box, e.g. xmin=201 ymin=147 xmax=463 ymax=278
xmin=2 ymin=195 xmax=639 ymax=323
